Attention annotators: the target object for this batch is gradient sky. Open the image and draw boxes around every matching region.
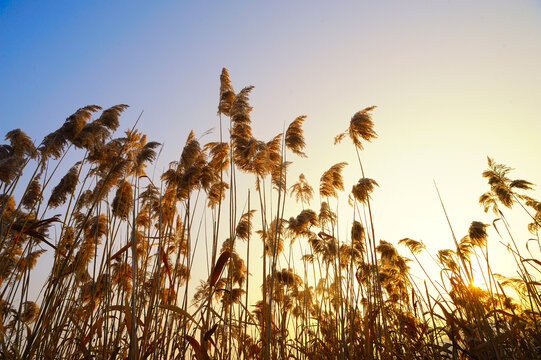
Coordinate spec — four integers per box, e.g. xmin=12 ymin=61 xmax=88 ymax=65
xmin=1 ymin=0 xmax=540 ymax=292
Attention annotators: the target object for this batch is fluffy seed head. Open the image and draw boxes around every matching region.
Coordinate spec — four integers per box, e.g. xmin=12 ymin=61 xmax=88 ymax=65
xmin=48 ymin=165 xmax=79 ymax=208
xmin=320 ymin=162 xmax=348 ymax=198
xmin=96 ymin=104 xmax=129 ymax=131
xmin=22 ymin=177 xmax=42 ymax=209
xmin=112 ymin=180 xmax=133 ymax=219
xmin=351 ymin=178 xmax=379 ymax=204
xmin=218 ymin=68 xmax=236 ymax=116
xmin=5 ymin=129 xmax=36 ymax=159
xmin=285 ymin=115 xmax=307 ymax=157
xmin=468 ymin=221 xmax=488 ymax=247
xmin=398 ymin=238 xmax=425 ymax=255
xmin=351 ymin=221 xmax=365 ymax=250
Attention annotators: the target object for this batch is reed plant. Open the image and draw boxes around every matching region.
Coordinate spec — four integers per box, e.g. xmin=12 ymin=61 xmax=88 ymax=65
xmin=0 ymin=69 xmax=539 ymax=359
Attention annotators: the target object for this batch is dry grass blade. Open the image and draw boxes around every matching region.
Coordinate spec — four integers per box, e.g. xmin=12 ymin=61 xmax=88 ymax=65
xmin=158 ymin=305 xmax=201 ymax=329
xmin=184 ymin=335 xmax=210 ymax=360
xmin=210 ymin=251 xmax=230 ymax=287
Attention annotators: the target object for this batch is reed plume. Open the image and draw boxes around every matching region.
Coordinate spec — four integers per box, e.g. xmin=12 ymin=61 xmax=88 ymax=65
xmin=218 ymin=68 xmax=235 ymax=116
xmin=398 ymin=238 xmax=425 ymax=255
xmin=236 ymin=209 xmax=255 ymax=241
xmin=319 ymin=162 xmax=347 ymax=198
xmin=0 ymin=155 xmax=24 ymax=184
xmin=112 ymin=179 xmax=133 ymax=219
xmin=290 ymin=173 xmax=314 ymax=205
xmin=351 ymin=221 xmax=365 ymax=251
xmin=48 ymin=165 xmax=79 ymax=208
xmin=96 ymin=104 xmax=129 ymax=131
xmin=288 ymin=209 xmax=318 ymax=238
xmin=5 ymin=129 xmax=36 ymax=159
xmin=21 ymin=176 xmax=42 ymax=209
xmin=334 ymin=106 xmax=377 ymax=149
xmin=468 ymin=221 xmax=488 ymax=247
xmin=351 ymin=177 xmax=378 ymax=204
xmin=285 ymin=115 xmax=307 ymax=157
xmin=480 ymin=157 xmax=534 ymax=211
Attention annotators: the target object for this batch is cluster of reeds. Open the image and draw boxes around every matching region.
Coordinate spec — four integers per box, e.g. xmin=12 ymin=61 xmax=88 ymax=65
xmin=0 ymin=68 xmax=540 ymax=359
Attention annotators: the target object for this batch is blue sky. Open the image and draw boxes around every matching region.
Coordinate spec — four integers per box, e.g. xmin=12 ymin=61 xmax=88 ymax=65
xmin=1 ymin=0 xmax=541 ymax=286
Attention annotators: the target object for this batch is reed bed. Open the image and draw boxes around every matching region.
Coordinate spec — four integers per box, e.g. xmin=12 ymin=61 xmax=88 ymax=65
xmin=0 ymin=68 xmax=540 ymax=359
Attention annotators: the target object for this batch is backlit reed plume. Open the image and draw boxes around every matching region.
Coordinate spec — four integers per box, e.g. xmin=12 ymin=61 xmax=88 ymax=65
xmin=21 ymin=176 xmax=42 ymax=209
xmin=57 ymin=226 xmax=74 ymax=256
xmin=479 ymin=157 xmax=534 ymax=211
xmin=96 ymin=104 xmax=128 ymax=131
xmin=288 ymin=209 xmax=318 ymax=238
xmin=334 ymin=106 xmax=377 ymax=149
xmin=205 ymin=141 xmax=230 ymax=172
xmin=236 ymin=209 xmax=256 ymax=241
xmin=162 ymin=130 xmax=209 ymax=200
xmin=351 ymin=177 xmax=378 ymax=204
xmin=398 ymin=238 xmax=425 ymax=255
xmin=134 ymin=140 xmax=161 ymax=176
xmin=290 ymin=173 xmax=314 ymax=205
xmin=20 ymin=301 xmax=40 ymax=324
xmin=228 ymin=251 xmax=247 ymax=286
xmin=260 ymin=218 xmax=286 ymax=256
xmin=339 ymin=243 xmax=363 ymax=267
xmin=111 ymin=259 xmax=132 ymax=291
xmin=230 ymin=86 xmax=254 ymax=126
xmin=0 ymin=145 xmax=25 ymax=184
xmin=271 ymin=160 xmax=290 ymax=192
xmin=218 ymin=68 xmax=235 ymax=116
xmin=208 ymin=181 xmax=229 ymax=208
xmin=468 ymin=221 xmax=488 ymax=247
xmin=221 ymin=288 xmax=246 ymax=308
xmin=84 ymin=213 xmax=108 ymax=242
xmin=17 ymin=249 xmax=46 ymax=277
xmin=318 ymin=201 xmax=336 ymax=227
xmin=457 ymin=236 xmax=474 ymax=262
xmin=48 ymin=165 xmax=79 ymax=208
xmin=37 ymin=105 xmax=100 ymax=161
xmin=351 ymin=221 xmax=365 ymax=251
xmin=376 ymin=240 xmax=398 ymax=264
xmin=72 ymin=120 xmax=110 ymax=151
xmin=319 ymin=162 xmax=347 ymax=197
xmin=273 ymin=268 xmax=302 ymax=289
xmin=308 ymin=233 xmax=338 ymax=263
xmin=62 ymin=105 xmax=102 ymax=141
xmin=180 ymin=130 xmax=201 ymax=169
xmin=437 ymin=249 xmax=459 ymax=273
xmin=5 ymin=129 xmax=36 ymax=159
xmin=526 ymin=199 xmax=541 ymax=233
xmin=285 ymin=115 xmax=307 ymax=157
xmin=112 ymin=179 xmax=133 ymax=219
xmin=230 ymin=86 xmax=255 ymax=169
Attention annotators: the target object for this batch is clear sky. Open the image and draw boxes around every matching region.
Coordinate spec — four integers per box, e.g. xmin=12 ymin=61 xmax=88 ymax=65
xmin=1 ymin=0 xmax=540 ymax=291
